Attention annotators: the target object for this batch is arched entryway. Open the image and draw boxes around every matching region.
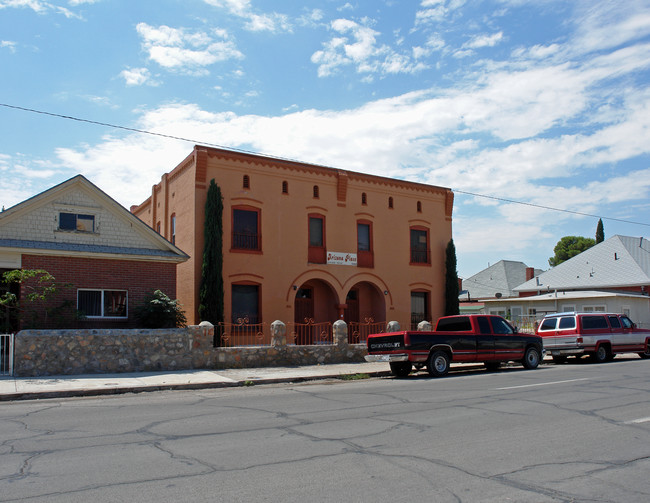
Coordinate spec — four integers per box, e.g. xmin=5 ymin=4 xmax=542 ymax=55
xmin=344 ymin=281 xmax=386 ymax=343
xmin=293 ymin=279 xmax=339 ymax=344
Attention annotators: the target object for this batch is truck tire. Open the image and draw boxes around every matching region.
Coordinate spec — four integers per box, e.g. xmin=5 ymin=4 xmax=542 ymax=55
xmin=638 ymin=351 xmax=650 ymax=359
xmin=522 ymin=346 xmax=540 ymax=369
xmin=390 ymin=362 xmax=412 ymax=377
xmin=591 ymin=345 xmax=609 ymax=363
xmin=427 ymin=351 xmax=450 ymax=377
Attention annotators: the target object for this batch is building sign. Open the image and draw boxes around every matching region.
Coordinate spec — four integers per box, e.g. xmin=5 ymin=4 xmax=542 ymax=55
xmin=327 ymin=251 xmax=357 ymax=266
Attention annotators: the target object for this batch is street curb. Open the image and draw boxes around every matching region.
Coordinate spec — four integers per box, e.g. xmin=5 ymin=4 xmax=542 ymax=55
xmin=0 ymin=370 xmax=393 ymax=402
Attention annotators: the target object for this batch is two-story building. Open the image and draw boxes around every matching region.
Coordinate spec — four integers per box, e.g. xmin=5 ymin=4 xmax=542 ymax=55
xmin=131 ymin=146 xmax=454 ymax=336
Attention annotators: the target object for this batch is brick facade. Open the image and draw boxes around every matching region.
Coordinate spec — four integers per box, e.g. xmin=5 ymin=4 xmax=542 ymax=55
xmin=19 ymin=255 xmax=177 ymax=329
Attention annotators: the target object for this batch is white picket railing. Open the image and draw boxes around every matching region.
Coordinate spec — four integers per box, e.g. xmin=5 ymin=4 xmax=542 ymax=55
xmin=1 ymin=333 xmax=13 ymax=376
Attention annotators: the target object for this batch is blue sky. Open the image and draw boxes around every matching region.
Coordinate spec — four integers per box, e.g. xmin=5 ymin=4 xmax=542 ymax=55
xmin=1 ymin=0 xmax=650 ymax=279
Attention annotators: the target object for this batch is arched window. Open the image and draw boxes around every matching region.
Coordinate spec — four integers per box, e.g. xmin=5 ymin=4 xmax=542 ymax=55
xmin=243 ymin=175 xmax=250 ymax=189
xmin=313 ymin=185 xmax=320 ymax=199
xmin=361 ymin=192 xmax=367 ymax=205
xmin=282 ymin=181 xmax=289 ymax=194
xmin=417 ymin=201 xmax=422 ymax=213
xmin=388 ymin=197 xmax=394 ymax=209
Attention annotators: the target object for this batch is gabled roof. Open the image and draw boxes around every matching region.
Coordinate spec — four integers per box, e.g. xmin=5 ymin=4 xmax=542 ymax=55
xmin=514 ymin=235 xmax=650 ymax=292
xmin=0 ymin=175 xmax=188 ymax=263
xmin=485 ymin=289 xmax=650 ymax=304
xmin=460 ymin=260 xmax=543 ymax=300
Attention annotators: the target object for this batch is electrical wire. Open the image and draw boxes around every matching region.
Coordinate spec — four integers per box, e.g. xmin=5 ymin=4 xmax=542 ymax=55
xmin=2 ymin=102 xmax=650 ymax=228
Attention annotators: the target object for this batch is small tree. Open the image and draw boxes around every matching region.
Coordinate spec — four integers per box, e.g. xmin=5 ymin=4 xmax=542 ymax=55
xmin=596 ymin=218 xmax=605 ymax=243
xmin=548 ymin=236 xmax=596 ymax=267
xmin=133 ymin=290 xmax=187 ymax=328
xmin=198 ymin=179 xmax=224 ymax=324
xmin=444 ymin=239 xmax=460 ymax=316
xmin=0 ymin=269 xmax=75 ymax=331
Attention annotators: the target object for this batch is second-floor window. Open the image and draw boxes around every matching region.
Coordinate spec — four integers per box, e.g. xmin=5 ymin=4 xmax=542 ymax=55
xmin=170 ymin=214 xmax=176 ymax=245
xmin=232 ymin=208 xmax=261 ymax=251
xmin=410 ymin=227 xmax=430 ymax=265
xmin=357 ymin=221 xmax=373 ymax=268
xmin=308 ymin=214 xmax=326 ymax=263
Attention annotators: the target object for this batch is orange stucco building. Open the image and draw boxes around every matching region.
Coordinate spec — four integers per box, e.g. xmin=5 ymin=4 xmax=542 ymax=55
xmin=132 ymin=146 xmax=454 ymax=332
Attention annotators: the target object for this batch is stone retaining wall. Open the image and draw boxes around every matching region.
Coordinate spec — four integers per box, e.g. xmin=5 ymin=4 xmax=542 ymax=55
xmin=12 ymin=320 xmax=372 ymax=377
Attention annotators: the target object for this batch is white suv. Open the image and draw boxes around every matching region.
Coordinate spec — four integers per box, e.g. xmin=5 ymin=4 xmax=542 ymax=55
xmin=536 ymin=312 xmax=650 ymax=363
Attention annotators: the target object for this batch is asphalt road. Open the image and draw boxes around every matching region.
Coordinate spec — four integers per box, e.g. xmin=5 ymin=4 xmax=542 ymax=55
xmin=1 ymin=357 xmax=649 ymax=502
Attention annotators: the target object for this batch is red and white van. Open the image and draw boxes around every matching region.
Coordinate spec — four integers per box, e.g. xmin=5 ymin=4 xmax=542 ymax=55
xmin=536 ymin=312 xmax=650 ymax=363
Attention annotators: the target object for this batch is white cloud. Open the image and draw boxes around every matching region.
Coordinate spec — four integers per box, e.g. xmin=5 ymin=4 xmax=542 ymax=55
xmin=136 ymin=23 xmax=243 ymax=75
xmin=120 ymin=67 xmax=155 ymax=86
xmin=311 ymin=18 xmax=428 ymax=77
xmin=202 ymin=0 xmax=292 ymax=33
xmin=0 ymin=0 xmax=81 ymax=17
xmin=463 ymin=31 xmax=503 ymax=49
xmin=1 ymin=40 xmax=16 ymax=52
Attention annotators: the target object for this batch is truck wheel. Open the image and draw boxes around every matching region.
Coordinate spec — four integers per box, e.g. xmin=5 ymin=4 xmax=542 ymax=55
xmin=591 ymin=345 xmax=609 ymax=363
xmin=522 ymin=347 xmax=540 ymax=369
xmin=389 ymin=362 xmax=412 ymax=377
xmin=638 ymin=351 xmax=650 ymax=359
xmin=427 ymin=351 xmax=450 ymax=377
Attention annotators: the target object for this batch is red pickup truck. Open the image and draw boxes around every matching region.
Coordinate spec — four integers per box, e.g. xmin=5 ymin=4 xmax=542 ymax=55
xmin=365 ymin=314 xmax=544 ymax=377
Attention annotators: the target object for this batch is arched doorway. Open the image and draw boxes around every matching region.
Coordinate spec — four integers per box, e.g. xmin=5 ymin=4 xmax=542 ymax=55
xmin=293 ymin=279 xmax=339 ymax=344
xmin=344 ymin=281 xmax=386 ymax=343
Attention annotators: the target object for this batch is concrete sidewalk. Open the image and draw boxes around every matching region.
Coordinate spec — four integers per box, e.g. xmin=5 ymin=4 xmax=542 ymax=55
xmin=0 ymin=362 xmax=393 ymax=401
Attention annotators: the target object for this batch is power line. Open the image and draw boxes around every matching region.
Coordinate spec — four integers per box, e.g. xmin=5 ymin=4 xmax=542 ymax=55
xmin=453 ymin=189 xmax=650 ymax=227
xmin=2 ymin=102 xmax=650 ymax=228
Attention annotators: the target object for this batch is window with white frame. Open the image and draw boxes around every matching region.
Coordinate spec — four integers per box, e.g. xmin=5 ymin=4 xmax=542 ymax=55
xmin=621 ymin=306 xmax=631 ymax=317
xmin=562 ymin=305 xmax=576 ymax=312
xmin=583 ymin=305 xmax=606 ymax=312
xmin=78 ymin=290 xmax=127 ymax=318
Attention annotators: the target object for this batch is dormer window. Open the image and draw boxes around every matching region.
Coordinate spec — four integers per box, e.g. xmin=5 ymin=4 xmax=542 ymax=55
xmin=59 ymin=212 xmax=95 ymax=232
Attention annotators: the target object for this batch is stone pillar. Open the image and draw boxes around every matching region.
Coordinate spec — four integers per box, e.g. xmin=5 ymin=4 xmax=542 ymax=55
xmin=333 ymin=319 xmax=348 ymax=346
xmin=386 ymin=321 xmax=401 ymax=332
xmin=417 ymin=320 xmax=433 ymax=331
xmin=271 ymin=320 xmax=287 ymax=347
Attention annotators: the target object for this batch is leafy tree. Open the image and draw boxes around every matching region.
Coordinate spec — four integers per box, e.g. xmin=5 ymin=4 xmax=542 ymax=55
xmin=133 ymin=290 xmax=187 ymax=328
xmin=548 ymin=236 xmax=595 ymax=267
xmin=198 ymin=179 xmax=224 ymax=324
xmin=596 ymin=218 xmax=604 ymax=243
xmin=0 ymin=269 xmax=76 ymax=331
xmin=444 ymin=239 xmax=460 ymax=316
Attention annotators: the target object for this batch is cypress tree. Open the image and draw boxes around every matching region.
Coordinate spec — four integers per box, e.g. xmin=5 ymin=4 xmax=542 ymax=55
xmin=198 ymin=179 xmax=224 ymax=325
xmin=596 ymin=218 xmax=604 ymax=244
xmin=445 ymin=239 xmax=460 ymax=316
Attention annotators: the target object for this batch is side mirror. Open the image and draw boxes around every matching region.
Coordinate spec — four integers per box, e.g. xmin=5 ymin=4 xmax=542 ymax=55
xmin=513 ymin=326 xmax=518 ymax=333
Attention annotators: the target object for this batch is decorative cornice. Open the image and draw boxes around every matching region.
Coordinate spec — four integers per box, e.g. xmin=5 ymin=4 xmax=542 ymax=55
xmin=201 ymin=145 xmax=451 ymax=197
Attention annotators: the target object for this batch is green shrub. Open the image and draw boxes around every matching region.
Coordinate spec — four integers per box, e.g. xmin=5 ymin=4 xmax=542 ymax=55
xmin=134 ymin=290 xmax=187 ymax=328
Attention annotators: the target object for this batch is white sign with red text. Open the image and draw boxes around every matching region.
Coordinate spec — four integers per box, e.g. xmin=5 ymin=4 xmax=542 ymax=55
xmin=327 ymin=251 xmax=357 ymax=266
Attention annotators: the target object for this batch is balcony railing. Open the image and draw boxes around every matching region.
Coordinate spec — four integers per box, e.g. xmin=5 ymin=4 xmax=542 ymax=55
xmin=232 ymin=232 xmax=260 ymax=251
xmin=410 ymin=248 xmax=430 ymax=264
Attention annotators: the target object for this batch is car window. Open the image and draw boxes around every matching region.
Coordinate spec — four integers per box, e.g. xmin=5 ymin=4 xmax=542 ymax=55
xmin=581 ymin=315 xmax=608 ymax=329
xmin=477 ymin=316 xmax=492 ymax=334
xmin=558 ymin=317 xmax=576 ymax=329
xmin=436 ymin=317 xmax=472 ymax=331
xmin=620 ymin=316 xmax=634 ymax=329
xmin=539 ymin=318 xmax=557 ymax=331
xmin=490 ymin=317 xmax=514 ymax=334
xmin=608 ymin=316 xmax=621 ymax=329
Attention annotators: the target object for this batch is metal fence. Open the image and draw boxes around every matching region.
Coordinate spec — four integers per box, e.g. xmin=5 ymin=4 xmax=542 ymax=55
xmin=348 ymin=319 xmax=387 ymax=344
xmin=216 ymin=320 xmax=269 ymax=347
xmin=1 ymin=333 xmax=13 ymax=377
xmin=287 ymin=319 xmax=333 ymax=345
